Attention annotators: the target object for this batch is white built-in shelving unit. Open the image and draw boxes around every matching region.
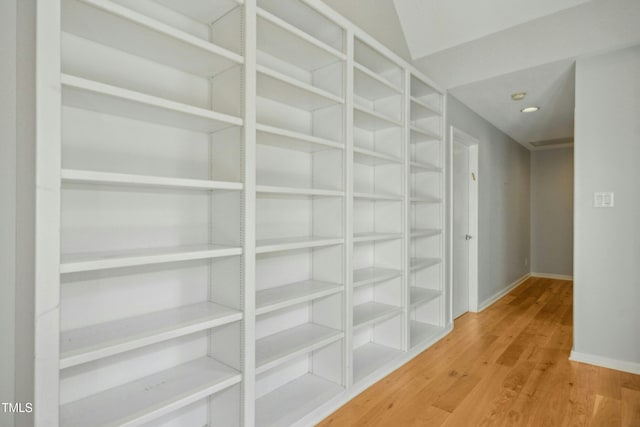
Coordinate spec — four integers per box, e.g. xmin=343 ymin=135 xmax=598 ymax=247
xmin=33 ymin=0 xmax=449 ymax=426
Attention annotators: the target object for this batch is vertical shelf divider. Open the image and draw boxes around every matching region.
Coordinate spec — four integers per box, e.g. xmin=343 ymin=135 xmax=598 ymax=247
xmin=243 ymin=1 xmax=258 ymax=426
xmin=402 ymin=68 xmax=411 ymax=352
xmin=34 ymin=0 xmax=61 ymax=424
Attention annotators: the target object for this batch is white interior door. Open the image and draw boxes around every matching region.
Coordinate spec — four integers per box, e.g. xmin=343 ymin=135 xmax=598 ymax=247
xmin=453 ymin=141 xmax=470 ymax=318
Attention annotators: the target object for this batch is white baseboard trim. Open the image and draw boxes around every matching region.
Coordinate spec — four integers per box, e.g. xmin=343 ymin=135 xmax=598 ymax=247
xmin=476 ymin=273 xmax=531 ymax=312
xmin=570 ymin=351 xmax=640 ymax=375
xmin=531 ymin=272 xmax=573 ymax=281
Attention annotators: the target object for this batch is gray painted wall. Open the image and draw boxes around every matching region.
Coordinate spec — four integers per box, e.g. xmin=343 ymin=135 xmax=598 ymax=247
xmin=530 ymin=148 xmax=574 ymax=276
xmin=447 ymin=96 xmax=531 ymax=307
xmin=574 ymin=45 xmax=640 ymax=368
xmin=1 ymin=0 xmax=17 ymax=425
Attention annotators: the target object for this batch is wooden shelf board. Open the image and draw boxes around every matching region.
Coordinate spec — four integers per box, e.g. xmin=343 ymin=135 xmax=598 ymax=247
xmin=62 ymin=74 xmax=242 ymax=133
xmin=353 ymin=147 xmax=402 ymax=166
xmin=256 ymin=323 xmax=343 ymax=375
xmin=256 ymin=236 xmax=344 ymax=254
xmin=60 ymin=357 xmax=240 ymax=427
xmin=61 ymin=244 xmax=242 ymax=273
xmin=354 ymin=105 xmax=402 ymax=131
xmin=353 ymin=266 xmax=402 ymax=288
xmin=63 ymin=0 xmax=243 ymax=77
xmin=410 ymin=321 xmax=444 ymax=348
xmin=60 ymin=302 xmax=241 ymax=369
xmin=410 ymin=257 xmax=442 ymax=272
xmin=354 ymin=63 xmax=401 ymax=101
xmin=256 ymin=185 xmax=343 ymax=198
xmin=257 ymin=65 xmax=343 ymax=111
xmin=61 ymin=169 xmax=242 ymax=191
xmin=256 ymin=280 xmax=343 ymax=316
xmin=410 ymin=288 xmax=442 ymax=307
xmin=353 ymin=342 xmax=402 ymax=384
xmin=256 ymin=374 xmax=343 ymax=427
xmin=256 ymin=123 xmax=343 ymax=153
xmin=353 ymin=301 xmax=402 ymax=330
xmin=353 ymin=232 xmax=402 ymax=243
xmin=257 ymin=9 xmax=345 ymax=73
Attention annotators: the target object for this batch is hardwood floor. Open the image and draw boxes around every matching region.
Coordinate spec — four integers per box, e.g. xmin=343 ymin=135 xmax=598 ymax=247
xmin=318 ymin=277 xmax=640 ymax=426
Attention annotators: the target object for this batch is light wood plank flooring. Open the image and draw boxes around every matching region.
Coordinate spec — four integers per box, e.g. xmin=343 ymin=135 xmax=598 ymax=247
xmin=318 ymin=277 xmax=640 ymax=426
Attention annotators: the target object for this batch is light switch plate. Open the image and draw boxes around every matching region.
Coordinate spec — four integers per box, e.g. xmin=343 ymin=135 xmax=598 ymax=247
xmin=593 ymin=192 xmax=614 ymax=207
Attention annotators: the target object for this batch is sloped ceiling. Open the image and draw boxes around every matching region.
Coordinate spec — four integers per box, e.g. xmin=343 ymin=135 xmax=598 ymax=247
xmin=393 ymin=0 xmax=591 ymax=59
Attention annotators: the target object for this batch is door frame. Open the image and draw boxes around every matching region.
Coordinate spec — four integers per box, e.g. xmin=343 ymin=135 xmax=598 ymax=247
xmin=449 ymin=126 xmax=479 ymax=314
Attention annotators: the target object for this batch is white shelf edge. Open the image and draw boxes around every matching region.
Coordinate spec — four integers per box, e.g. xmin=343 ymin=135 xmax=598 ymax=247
xmin=353 ymin=62 xmax=402 ymax=95
xmin=61 ymin=169 xmax=243 ymax=191
xmin=256 ymin=185 xmax=343 ymax=197
xmin=353 ymin=146 xmax=402 ymax=165
xmin=410 ymin=125 xmax=441 ymax=142
xmin=60 ymin=245 xmax=242 ymax=273
xmin=59 ymin=357 xmax=241 ymax=427
xmin=354 ymin=104 xmax=403 ymax=129
xmin=60 ymin=302 xmax=242 ymax=369
xmin=410 ymin=257 xmax=442 ymax=272
xmin=76 ymin=0 xmax=244 ymax=66
xmin=410 ymin=96 xmax=442 ymax=117
xmin=255 ymin=237 xmax=344 ymax=254
xmin=256 ymin=123 xmax=344 ymax=151
xmin=410 ymin=228 xmax=442 ymax=238
xmin=410 ymin=288 xmax=442 ymax=308
xmin=256 ymin=7 xmax=346 ymax=62
xmin=354 ymin=192 xmax=402 ymax=201
xmin=61 ymin=74 xmax=243 ymax=128
xmin=353 ymin=232 xmax=402 ymax=243
xmin=410 ymin=196 xmax=443 ymax=204
xmin=410 ymin=162 xmax=442 ymax=173
xmin=353 ymin=302 xmax=403 ymax=330
xmin=353 ymin=267 xmax=403 ymax=288
xmin=257 ymin=64 xmax=344 ymax=107
xmin=256 ymin=325 xmax=344 ymax=375
xmin=256 ymin=281 xmax=343 ymax=316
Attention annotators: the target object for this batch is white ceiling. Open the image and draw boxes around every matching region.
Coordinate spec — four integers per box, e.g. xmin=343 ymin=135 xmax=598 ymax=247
xmin=321 ymin=0 xmax=640 ymax=149
xmin=393 ymin=0 xmax=590 ymax=59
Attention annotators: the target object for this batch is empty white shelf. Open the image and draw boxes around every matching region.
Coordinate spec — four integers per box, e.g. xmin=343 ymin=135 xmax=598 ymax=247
xmin=256 ymin=374 xmax=343 ymax=427
xmin=410 ymin=195 xmax=442 ymax=204
xmin=63 ymin=0 xmax=243 ymax=77
xmin=354 ymin=63 xmax=402 ymax=101
xmin=353 ymin=267 xmax=402 ymax=288
xmin=353 ymin=232 xmax=402 ymax=243
xmin=410 ymin=97 xmax=441 ymax=120
xmin=411 ymin=75 xmax=439 ymax=98
xmin=353 ymin=147 xmax=402 ymax=166
xmin=257 ymin=9 xmax=345 ymax=72
xmin=353 ymin=342 xmax=402 ymax=383
xmin=62 ymin=74 xmax=242 ymax=133
xmin=354 ymin=192 xmax=402 ymax=201
xmin=410 ymin=288 xmax=442 ymax=307
xmin=410 ymin=126 xmax=440 ymax=144
xmin=60 ymin=357 xmax=241 ymax=427
xmin=410 ymin=161 xmax=442 ymax=173
xmin=256 ymin=280 xmax=343 ymax=316
xmin=61 ymin=169 xmax=243 ymax=191
xmin=60 ymin=244 xmax=242 ymax=273
xmin=256 ymin=323 xmax=343 ymax=374
xmin=353 ymin=301 xmax=402 ymax=329
xmin=256 ymin=123 xmax=343 ymax=153
xmin=60 ymin=302 xmax=242 ymax=369
xmin=410 ymin=257 xmax=441 ymax=272
xmin=256 ymin=236 xmax=343 ymax=254
xmin=354 ymin=105 xmax=402 ymax=131
xmin=257 ymin=65 xmax=343 ymax=111
xmin=411 ymin=228 xmax=442 ymax=238
xmin=256 ymin=185 xmax=343 ymax=197
xmin=410 ymin=321 xmax=444 ymax=348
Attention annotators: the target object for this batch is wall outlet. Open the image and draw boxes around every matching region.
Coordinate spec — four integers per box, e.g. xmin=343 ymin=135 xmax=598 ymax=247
xmin=594 ymin=192 xmax=614 ymax=207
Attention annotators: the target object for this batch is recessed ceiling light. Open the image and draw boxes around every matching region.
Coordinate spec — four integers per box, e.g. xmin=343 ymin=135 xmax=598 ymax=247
xmin=511 ymin=92 xmax=527 ymax=101
xmin=521 ymin=106 xmax=540 ymax=113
